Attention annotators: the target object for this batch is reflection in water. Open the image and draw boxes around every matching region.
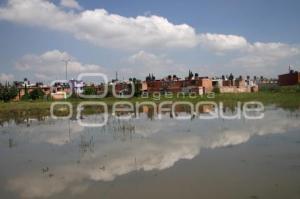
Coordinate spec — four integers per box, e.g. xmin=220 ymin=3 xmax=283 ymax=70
xmin=0 ymin=106 xmax=300 ymax=198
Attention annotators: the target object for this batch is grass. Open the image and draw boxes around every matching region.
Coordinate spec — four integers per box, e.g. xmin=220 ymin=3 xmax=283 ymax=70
xmin=1 ymin=84 xmax=300 ymax=112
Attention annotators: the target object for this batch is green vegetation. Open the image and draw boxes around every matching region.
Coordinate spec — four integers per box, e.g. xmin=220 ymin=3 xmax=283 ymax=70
xmin=212 ymin=87 xmax=221 ymax=94
xmin=83 ymin=87 xmax=97 ymax=95
xmin=0 ymin=83 xmax=18 ymax=102
xmin=259 ymin=84 xmax=300 ymax=93
xmin=1 ymin=85 xmax=300 ymax=113
xmin=29 ymin=88 xmax=45 ymax=100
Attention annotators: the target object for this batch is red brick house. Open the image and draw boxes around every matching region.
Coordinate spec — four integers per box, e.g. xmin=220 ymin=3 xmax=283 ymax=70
xmin=278 ymin=70 xmax=300 ymax=86
xmin=143 ymin=75 xmax=213 ymax=94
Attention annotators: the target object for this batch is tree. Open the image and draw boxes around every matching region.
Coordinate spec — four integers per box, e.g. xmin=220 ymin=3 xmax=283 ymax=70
xmin=146 ymin=74 xmax=151 ymax=81
xmin=134 ymin=80 xmax=142 ymax=96
xmin=188 ymin=70 xmax=193 ymax=79
xmin=229 ymin=73 xmax=234 ymax=86
xmin=83 ymin=86 xmax=97 ymax=95
xmin=260 ymin=76 xmax=264 ymax=82
xmin=9 ymin=85 xmax=18 ymax=99
xmin=151 ymin=74 xmax=155 ymax=80
xmin=0 ymin=83 xmax=19 ymax=102
xmin=29 ymin=88 xmax=45 ymax=100
xmin=21 ymin=84 xmax=30 ymax=100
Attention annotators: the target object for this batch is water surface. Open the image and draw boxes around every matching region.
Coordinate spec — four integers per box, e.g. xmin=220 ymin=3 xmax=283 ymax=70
xmin=0 ymin=105 xmax=300 ymax=199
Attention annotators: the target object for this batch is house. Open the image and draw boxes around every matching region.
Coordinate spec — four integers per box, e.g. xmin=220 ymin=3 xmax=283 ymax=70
xmin=143 ymin=73 xmax=213 ymax=95
xmin=13 ymin=79 xmax=51 ymax=101
xmin=69 ymin=79 xmax=84 ymax=95
xmin=212 ymin=76 xmax=258 ymax=93
xmin=278 ymin=69 xmax=300 ymax=86
xmin=51 ymin=81 xmax=71 ymax=100
xmin=111 ymin=81 xmax=135 ymax=96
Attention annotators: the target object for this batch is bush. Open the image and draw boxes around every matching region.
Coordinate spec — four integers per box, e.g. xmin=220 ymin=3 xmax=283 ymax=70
xmin=0 ymin=83 xmax=19 ymax=102
xmin=29 ymin=88 xmax=45 ymax=100
xmin=83 ymin=87 xmax=97 ymax=95
xmin=212 ymin=87 xmax=220 ymax=94
xmin=268 ymin=86 xmax=280 ymax=92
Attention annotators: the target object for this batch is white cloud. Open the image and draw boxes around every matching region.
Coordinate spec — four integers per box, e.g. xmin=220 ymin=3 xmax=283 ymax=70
xmin=60 ymin=0 xmax=81 ymax=10
xmin=231 ymin=42 xmax=300 ymax=74
xmin=198 ymin=33 xmax=249 ymax=52
xmin=123 ymin=50 xmax=188 ymax=78
xmin=1 ymin=0 xmax=279 ymax=53
xmin=15 ymin=50 xmax=106 ymax=81
xmin=0 ymin=0 xmax=299 ymax=76
xmin=0 ymin=0 xmax=199 ymax=50
xmin=0 ymin=73 xmax=14 ymax=82
xmin=249 ymin=42 xmax=300 ymax=58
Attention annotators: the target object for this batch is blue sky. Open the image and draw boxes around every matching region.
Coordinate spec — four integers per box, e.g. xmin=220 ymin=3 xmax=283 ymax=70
xmin=0 ymin=0 xmax=300 ymax=82
xmin=80 ymin=0 xmax=300 ymax=42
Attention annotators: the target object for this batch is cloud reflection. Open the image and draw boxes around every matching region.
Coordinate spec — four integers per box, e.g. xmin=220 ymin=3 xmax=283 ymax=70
xmin=1 ymin=108 xmax=300 ymax=198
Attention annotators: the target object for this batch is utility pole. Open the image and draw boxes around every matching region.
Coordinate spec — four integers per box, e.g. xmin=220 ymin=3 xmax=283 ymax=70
xmin=62 ymin=59 xmax=71 ymax=80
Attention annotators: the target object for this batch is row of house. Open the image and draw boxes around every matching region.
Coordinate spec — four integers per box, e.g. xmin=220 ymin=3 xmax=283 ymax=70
xmin=12 ymin=67 xmax=300 ymax=101
xmin=14 ymin=79 xmax=82 ymax=100
xmin=13 ymin=78 xmax=136 ymax=100
xmin=13 ymin=73 xmax=259 ymax=101
xmin=142 ymin=74 xmax=212 ymax=95
xmin=142 ymin=72 xmax=259 ymax=95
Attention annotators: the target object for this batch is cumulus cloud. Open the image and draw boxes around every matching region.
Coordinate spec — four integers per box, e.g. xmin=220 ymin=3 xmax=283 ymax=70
xmin=229 ymin=42 xmax=300 ymax=75
xmin=233 ymin=42 xmax=300 ymax=67
xmin=198 ymin=33 xmax=249 ymax=52
xmin=60 ymin=0 xmax=82 ymax=10
xmin=0 ymin=0 xmax=199 ymax=50
xmin=2 ymin=0 xmax=295 ymax=54
xmin=0 ymin=0 xmax=299 ymax=76
xmin=122 ymin=50 xmax=188 ymax=78
xmin=15 ymin=50 xmax=106 ymax=81
xmin=0 ymin=73 xmax=14 ymax=82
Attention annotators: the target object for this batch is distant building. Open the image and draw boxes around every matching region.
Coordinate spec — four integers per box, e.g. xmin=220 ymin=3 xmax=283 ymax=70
xmin=69 ymin=79 xmax=84 ymax=95
xmin=142 ymin=73 xmax=213 ymax=95
xmin=50 ymin=81 xmax=71 ymax=100
xmin=113 ymin=81 xmax=133 ymax=96
xmin=212 ymin=76 xmax=258 ymax=93
xmin=278 ymin=69 xmax=300 ymax=86
xmin=13 ymin=79 xmax=51 ymax=101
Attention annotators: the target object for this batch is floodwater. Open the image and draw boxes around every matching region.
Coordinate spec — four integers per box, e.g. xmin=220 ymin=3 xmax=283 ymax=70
xmin=0 ymin=105 xmax=300 ymax=199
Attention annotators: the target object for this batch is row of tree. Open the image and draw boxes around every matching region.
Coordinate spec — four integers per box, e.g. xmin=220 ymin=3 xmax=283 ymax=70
xmin=0 ymin=83 xmax=45 ymax=102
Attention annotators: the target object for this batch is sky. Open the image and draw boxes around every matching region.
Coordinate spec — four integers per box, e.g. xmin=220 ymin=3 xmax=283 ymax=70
xmin=0 ymin=0 xmax=300 ymax=83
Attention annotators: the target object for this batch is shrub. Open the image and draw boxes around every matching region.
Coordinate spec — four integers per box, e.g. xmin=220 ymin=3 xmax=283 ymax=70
xmin=21 ymin=85 xmax=30 ymax=101
xmin=212 ymin=87 xmax=220 ymax=94
xmin=29 ymin=88 xmax=45 ymax=100
xmin=83 ymin=87 xmax=97 ymax=95
xmin=0 ymin=83 xmax=19 ymax=102
xmin=268 ymin=86 xmax=280 ymax=92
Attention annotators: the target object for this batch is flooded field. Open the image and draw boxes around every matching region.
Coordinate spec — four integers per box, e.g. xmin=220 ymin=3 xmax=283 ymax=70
xmin=0 ymin=105 xmax=300 ymax=199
